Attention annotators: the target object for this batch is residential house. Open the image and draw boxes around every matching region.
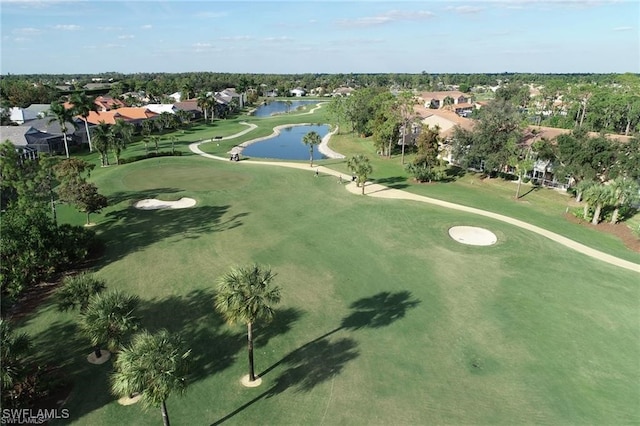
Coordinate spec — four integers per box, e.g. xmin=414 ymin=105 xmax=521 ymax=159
xmin=82 ymin=107 xmax=158 ymax=132
xmin=9 ymin=104 xmax=51 ymax=124
xmin=1 ymin=125 xmax=64 ymax=155
xmin=419 ymin=91 xmax=472 ymax=111
xmin=220 ymin=88 xmax=245 ymax=108
xmin=94 ymin=95 xmax=125 ymax=111
xmin=144 ymin=104 xmax=178 ymax=115
xmin=27 ymin=116 xmax=84 ymax=148
xmin=290 ymin=88 xmax=306 ymax=97
xmin=173 ymin=100 xmax=202 ymax=120
xmin=413 ymin=104 xmax=475 ymax=165
xmin=168 ymin=92 xmax=182 ymax=102
xmin=332 ymin=87 xmax=354 ymax=97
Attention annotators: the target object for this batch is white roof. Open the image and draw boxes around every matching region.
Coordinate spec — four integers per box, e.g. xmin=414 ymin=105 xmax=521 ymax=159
xmin=9 ymin=107 xmax=38 ymax=124
xmin=144 ymin=104 xmax=177 ymax=114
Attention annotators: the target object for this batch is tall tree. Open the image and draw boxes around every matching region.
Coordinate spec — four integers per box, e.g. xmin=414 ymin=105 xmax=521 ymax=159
xmin=70 ymin=92 xmax=98 ymax=152
xmin=396 ymin=91 xmax=416 ymax=165
xmin=80 ymin=291 xmax=140 ymax=359
xmin=197 ymin=93 xmax=209 ymax=122
xmin=453 ymin=99 xmax=522 ymax=174
xmin=584 ymin=184 xmax=614 ymax=225
xmin=92 ymin=122 xmax=113 ymax=167
xmin=111 ymin=330 xmax=191 ymax=426
xmin=407 ymin=124 xmax=442 ymax=183
xmin=609 ymin=178 xmax=640 ymax=224
xmin=73 ymin=182 xmax=108 ymax=225
xmin=214 ymin=264 xmax=281 ymax=383
xmin=302 ymin=131 xmax=321 ymax=167
xmin=347 ymin=154 xmax=373 ymax=195
xmin=513 ymin=157 xmax=534 ymax=199
xmin=48 ymin=101 xmax=75 ymax=158
xmin=151 ymin=135 xmax=161 ymax=155
xmin=111 ymin=118 xmax=134 ymax=165
xmin=370 ymin=91 xmax=398 ymax=158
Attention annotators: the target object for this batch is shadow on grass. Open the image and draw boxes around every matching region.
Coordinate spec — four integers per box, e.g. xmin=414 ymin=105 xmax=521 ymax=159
xmin=375 ymin=176 xmax=409 ymax=189
xmin=211 ymin=337 xmax=359 ymax=426
xmin=517 ymin=184 xmax=541 ymax=199
xmin=138 ymin=290 xmax=303 ymax=385
xmin=96 ymin=205 xmax=248 ymax=266
xmin=211 ymin=291 xmax=419 ymax=424
xmin=108 ymin=188 xmax=183 ymax=207
xmin=30 ymin=320 xmax=115 ymax=425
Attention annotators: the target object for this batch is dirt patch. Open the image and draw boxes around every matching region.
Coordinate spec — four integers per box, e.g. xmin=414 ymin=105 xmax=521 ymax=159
xmin=564 ymin=213 xmax=640 ymax=253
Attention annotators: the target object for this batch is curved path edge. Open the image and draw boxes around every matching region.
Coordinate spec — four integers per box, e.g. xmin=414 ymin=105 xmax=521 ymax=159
xmin=189 ymin=127 xmax=640 ymax=274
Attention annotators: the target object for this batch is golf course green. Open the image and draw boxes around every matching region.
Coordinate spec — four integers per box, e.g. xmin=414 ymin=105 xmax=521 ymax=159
xmin=17 ymin=106 xmax=640 ymax=425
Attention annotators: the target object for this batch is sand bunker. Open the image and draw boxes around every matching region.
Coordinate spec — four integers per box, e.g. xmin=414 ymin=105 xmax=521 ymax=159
xmin=448 ymin=226 xmax=497 ymax=246
xmin=134 ymin=197 xmax=196 ymax=210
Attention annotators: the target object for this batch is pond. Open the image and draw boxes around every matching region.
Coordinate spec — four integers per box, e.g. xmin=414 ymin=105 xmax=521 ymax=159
xmin=252 ymin=100 xmax=322 ymax=117
xmin=241 ymin=124 xmax=330 ymax=161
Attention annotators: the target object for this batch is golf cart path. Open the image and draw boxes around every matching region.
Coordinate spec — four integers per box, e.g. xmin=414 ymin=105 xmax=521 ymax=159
xmin=189 ymin=133 xmax=640 ymax=274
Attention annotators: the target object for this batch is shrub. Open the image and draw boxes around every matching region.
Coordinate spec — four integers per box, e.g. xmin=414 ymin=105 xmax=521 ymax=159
xmin=119 ymin=150 xmax=182 ymax=165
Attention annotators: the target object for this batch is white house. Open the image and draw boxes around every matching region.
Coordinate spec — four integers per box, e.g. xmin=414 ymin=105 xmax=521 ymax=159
xmin=9 ymin=104 xmax=50 ymax=124
xmin=144 ymin=104 xmax=178 ymax=114
xmin=290 ymin=88 xmax=306 ymax=97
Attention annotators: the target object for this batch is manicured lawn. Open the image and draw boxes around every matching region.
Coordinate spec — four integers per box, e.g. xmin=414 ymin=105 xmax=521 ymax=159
xmin=19 ymin=153 xmax=640 ymax=425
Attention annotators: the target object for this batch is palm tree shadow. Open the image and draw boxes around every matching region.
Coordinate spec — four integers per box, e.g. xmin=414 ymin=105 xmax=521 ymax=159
xmin=517 ymin=185 xmax=541 ymax=199
xmin=209 ymin=291 xmax=420 ymax=424
xmin=258 ymin=290 xmax=420 ymax=379
xmin=210 ymin=337 xmax=359 ymax=425
xmin=342 ymin=290 xmax=420 ymax=330
xmin=254 ymin=307 xmax=305 ymax=349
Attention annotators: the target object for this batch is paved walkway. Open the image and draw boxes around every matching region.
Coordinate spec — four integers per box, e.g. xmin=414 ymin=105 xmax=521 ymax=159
xmin=189 ymin=128 xmax=640 ymax=274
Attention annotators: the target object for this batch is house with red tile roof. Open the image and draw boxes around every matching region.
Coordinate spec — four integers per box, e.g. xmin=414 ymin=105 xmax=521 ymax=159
xmin=82 ymin=107 xmax=157 ymax=126
xmin=94 ymin=95 xmax=125 ymax=112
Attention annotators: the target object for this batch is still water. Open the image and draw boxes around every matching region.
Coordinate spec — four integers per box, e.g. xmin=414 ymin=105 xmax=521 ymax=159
xmin=241 ymin=124 xmax=330 ymax=160
xmin=252 ymin=100 xmax=322 ymax=117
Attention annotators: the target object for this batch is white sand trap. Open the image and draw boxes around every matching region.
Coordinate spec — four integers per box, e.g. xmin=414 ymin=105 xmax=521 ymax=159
xmin=449 ymin=226 xmax=497 ymax=246
xmin=134 ymin=197 xmax=196 ymax=210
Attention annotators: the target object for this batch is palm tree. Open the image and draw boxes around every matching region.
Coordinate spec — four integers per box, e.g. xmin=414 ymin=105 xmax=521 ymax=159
xmin=609 ymin=178 xmax=640 ymax=224
xmin=574 ymin=179 xmax=594 ymax=203
xmin=584 ymin=184 xmax=614 ymax=225
xmin=91 ymin=122 xmax=112 ymax=167
xmin=285 ymin=99 xmax=292 ymax=114
xmin=197 ymin=93 xmax=209 ymax=122
xmin=168 ymin=135 xmax=178 ymax=153
xmin=70 ymin=92 xmax=98 ymax=152
xmin=214 ymin=264 xmax=281 ymax=382
xmin=0 ymin=320 xmax=31 ymax=397
xmin=302 ymin=131 xmax=322 ymax=167
xmin=397 ymin=92 xmax=415 ymax=165
xmin=48 ymin=101 xmax=75 ymax=158
xmin=151 ymin=135 xmax=161 ymax=155
xmin=111 ymin=119 xmax=134 ymax=164
xmin=111 ymin=330 xmax=191 ymax=426
xmin=514 ymin=158 xmax=534 ymax=199
xmin=56 ymin=273 xmax=106 ymax=312
xmin=80 ymin=290 xmax=140 ymax=359
xmin=175 ymin=110 xmax=191 ymax=129
xmin=347 ymin=154 xmax=373 ymax=195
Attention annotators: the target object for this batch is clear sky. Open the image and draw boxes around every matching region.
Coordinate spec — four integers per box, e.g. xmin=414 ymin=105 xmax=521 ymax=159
xmin=1 ymin=0 xmax=638 ymax=75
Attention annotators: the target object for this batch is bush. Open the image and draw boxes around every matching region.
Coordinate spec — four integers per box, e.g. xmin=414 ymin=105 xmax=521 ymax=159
xmin=119 ymin=150 xmax=182 ymax=165
xmin=0 ymin=206 xmax=101 ymax=309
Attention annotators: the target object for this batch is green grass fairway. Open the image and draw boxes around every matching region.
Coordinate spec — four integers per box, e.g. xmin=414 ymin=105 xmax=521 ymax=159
xmin=19 ymin=156 xmax=639 ymax=425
